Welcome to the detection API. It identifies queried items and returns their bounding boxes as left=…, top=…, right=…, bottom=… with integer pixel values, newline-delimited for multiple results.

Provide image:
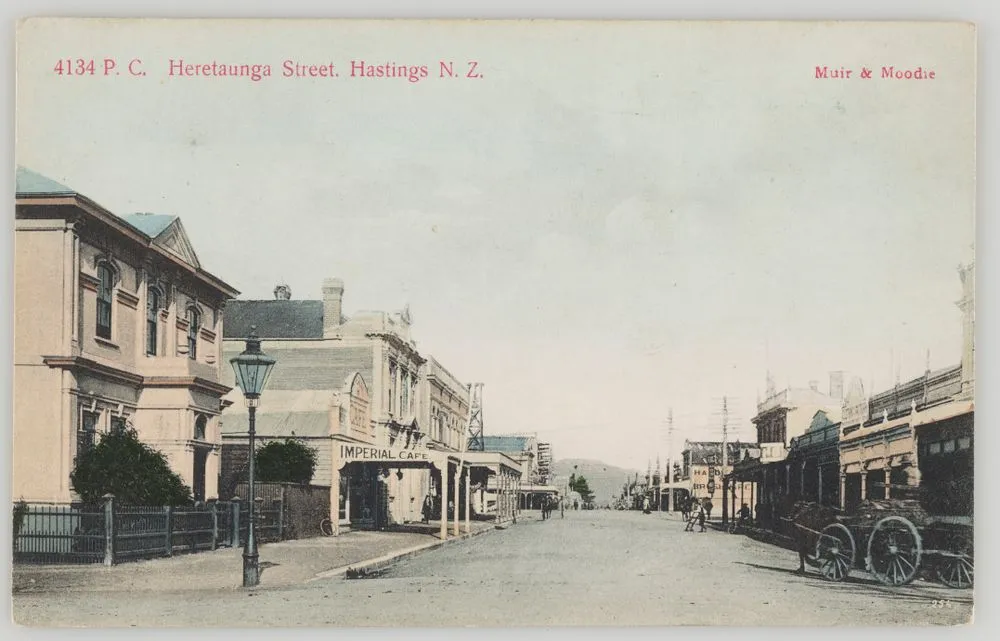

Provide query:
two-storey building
left=14, top=168, right=238, bottom=505
left=221, top=278, right=476, bottom=530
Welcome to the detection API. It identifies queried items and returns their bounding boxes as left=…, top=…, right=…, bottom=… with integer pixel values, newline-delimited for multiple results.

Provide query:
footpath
left=12, top=520, right=496, bottom=594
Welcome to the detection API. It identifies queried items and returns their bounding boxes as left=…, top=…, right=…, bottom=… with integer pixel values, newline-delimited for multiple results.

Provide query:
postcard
left=12, top=18, right=975, bottom=627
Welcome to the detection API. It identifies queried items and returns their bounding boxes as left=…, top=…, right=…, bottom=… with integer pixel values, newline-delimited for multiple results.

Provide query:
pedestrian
left=704, top=498, right=714, bottom=521
left=642, top=496, right=651, bottom=514
left=421, top=493, right=434, bottom=524
left=697, top=502, right=707, bottom=532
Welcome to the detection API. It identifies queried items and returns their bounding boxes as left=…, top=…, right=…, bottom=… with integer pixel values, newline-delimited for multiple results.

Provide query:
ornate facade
left=14, top=168, right=237, bottom=504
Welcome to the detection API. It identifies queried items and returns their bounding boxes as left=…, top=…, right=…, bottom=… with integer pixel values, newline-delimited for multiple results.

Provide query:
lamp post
left=230, top=326, right=276, bottom=588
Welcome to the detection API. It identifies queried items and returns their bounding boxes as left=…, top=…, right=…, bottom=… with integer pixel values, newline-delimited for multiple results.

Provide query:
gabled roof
left=124, top=212, right=177, bottom=237
left=15, top=166, right=75, bottom=196
left=224, top=300, right=325, bottom=339
left=124, top=214, right=201, bottom=268
left=16, top=167, right=237, bottom=297
left=482, top=435, right=533, bottom=454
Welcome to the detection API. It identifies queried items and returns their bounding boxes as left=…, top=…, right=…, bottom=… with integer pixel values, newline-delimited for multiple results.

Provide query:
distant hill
left=551, top=459, right=642, bottom=506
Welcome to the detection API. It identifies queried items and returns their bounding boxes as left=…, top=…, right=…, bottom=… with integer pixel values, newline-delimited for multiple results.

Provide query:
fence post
left=255, top=497, right=265, bottom=542
left=210, top=501, right=218, bottom=551
left=278, top=489, right=285, bottom=541
left=231, top=498, right=241, bottom=548
left=164, top=506, right=173, bottom=557
left=103, top=493, right=116, bottom=567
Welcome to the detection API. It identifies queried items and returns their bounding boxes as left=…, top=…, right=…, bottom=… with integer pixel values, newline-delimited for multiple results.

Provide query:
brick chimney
left=322, top=278, right=344, bottom=337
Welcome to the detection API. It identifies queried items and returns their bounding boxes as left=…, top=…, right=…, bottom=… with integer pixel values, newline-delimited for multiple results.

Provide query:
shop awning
left=461, top=451, right=522, bottom=477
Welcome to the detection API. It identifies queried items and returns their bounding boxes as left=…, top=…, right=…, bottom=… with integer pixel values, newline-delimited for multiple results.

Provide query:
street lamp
left=230, top=326, right=276, bottom=588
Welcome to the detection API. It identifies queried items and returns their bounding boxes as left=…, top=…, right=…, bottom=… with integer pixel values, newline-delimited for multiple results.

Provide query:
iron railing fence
left=13, top=496, right=285, bottom=566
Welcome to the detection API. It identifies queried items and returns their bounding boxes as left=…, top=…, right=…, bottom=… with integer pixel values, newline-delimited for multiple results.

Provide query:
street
left=13, top=510, right=972, bottom=627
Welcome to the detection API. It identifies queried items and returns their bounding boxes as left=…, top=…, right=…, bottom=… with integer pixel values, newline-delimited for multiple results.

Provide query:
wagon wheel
left=866, top=516, right=922, bottom=586
left=936, top=532, right=973, bottom=589
left=815, top=523, right=855, bottom=582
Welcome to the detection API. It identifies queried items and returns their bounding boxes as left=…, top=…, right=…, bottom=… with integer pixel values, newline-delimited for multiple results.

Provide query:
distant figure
left=697, top=502, right=707, bottom=532
left=681, top=498, right=691, bottom=522
left=704, top=499, right=714, bottom=521
left=738, top=503, right=751, bottom=527
left=421, top=494, right=434, bottom=524
left=642, top=496, right=651, bottom=514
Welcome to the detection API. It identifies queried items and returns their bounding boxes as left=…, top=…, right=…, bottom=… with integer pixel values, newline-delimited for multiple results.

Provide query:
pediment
left=154, top=219, right=201, bottom=268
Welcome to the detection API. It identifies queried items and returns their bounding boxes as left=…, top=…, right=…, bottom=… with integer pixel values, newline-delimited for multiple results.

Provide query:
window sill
left=94, top=336, right=120, bottom=350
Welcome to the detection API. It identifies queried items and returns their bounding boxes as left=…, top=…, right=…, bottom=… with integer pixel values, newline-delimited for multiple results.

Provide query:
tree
left=570, top=474, right=596, bottom=506
left=255, top=439, right=318, bottom=484
left=71, top=428, right=193, bottom=505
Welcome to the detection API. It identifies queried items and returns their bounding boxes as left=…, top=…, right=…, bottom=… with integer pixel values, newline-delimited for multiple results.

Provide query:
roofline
left=16, top=192, right=240, bottom=299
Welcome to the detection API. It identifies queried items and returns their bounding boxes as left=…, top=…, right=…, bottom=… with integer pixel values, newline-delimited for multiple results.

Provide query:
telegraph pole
left=666, top=408, right=674, bottom=513
left=720, top=396, right=729, bottom=525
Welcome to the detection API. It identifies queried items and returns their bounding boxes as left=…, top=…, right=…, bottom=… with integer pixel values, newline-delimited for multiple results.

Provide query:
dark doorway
left=193, top=448, right=208, bottom=503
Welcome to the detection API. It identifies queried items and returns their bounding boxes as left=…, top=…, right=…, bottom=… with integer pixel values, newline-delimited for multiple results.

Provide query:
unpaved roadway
left=13, top=510, right=973, bottom=626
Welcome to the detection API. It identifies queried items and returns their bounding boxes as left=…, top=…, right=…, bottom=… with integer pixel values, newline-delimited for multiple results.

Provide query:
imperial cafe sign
left=338, top=445, right=431, bottom=462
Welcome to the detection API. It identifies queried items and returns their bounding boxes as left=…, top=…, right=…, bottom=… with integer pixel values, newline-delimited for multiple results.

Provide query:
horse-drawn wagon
left=786, top=499, right=973, bottom=589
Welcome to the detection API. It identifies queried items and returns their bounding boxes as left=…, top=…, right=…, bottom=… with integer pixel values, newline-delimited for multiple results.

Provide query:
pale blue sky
left=16, top=20, right=975, bottom=469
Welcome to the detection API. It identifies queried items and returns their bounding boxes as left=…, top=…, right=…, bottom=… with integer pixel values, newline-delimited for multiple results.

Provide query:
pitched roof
left=124, top=212, right=178, bottom=237
left=224, top=300, right=325, bottom=339
left=482, top=435, right=533, bottom=454
left=15, top=166, right=75, bottom=196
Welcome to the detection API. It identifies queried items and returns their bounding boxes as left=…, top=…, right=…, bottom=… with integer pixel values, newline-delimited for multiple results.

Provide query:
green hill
left=551, top=459, right=642, bottom=507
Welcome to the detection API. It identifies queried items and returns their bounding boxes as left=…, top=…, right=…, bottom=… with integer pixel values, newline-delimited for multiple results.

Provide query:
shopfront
left=332, top=444, right=468, bottom=540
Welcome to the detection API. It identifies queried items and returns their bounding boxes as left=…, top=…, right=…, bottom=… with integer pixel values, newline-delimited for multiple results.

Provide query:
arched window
left=96, top=264, right=114, bottom=339
left=146, top=287, right=162, bottom=355
left=186, top=306, right=200, bottom=360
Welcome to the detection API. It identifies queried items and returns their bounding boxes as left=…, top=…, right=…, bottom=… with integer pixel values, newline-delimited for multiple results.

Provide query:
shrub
left=256, top=439, right=318, bottom=485
left=71, top=427, right=193, bottom=505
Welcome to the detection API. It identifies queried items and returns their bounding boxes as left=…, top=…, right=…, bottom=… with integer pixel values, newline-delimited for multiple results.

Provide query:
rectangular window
left=401, top=371, right=410, bottom=414
left=96, top=265, right=114, bottom=340
left=942, top=440, right=956, bottom=453
left=110, top=415, right=127, bottom=434
left=929, top=442, right=942, bottom=455
left=957, top=436, right=971, bottom=450
left=146, top=288, right=160, bottom=355
left=388, top=363, right=397, bottom=414
left=77, top=411, right=99, bottom=458
left=186, top=307, right=201, bottom=360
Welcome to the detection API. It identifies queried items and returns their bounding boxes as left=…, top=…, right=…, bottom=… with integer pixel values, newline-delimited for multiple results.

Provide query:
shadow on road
left=734, top=561, right=973, bottom=606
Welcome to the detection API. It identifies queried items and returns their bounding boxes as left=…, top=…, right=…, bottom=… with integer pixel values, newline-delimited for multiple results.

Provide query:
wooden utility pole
left=666, top=408, right=674, bottom=513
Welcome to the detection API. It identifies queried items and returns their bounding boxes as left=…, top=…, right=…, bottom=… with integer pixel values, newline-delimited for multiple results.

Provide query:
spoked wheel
left=320, top=518, right=334, bottom=536
left=936, top=531, right=973, bottom=589
left=815, top=523, right=856, bottom=582
left=937, top=553, right=973, bottom=589
left=867, top=516, right=922, bottom=586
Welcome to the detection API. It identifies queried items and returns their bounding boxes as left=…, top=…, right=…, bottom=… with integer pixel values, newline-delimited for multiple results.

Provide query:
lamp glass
left=230, top=334, right=277, bottom=398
